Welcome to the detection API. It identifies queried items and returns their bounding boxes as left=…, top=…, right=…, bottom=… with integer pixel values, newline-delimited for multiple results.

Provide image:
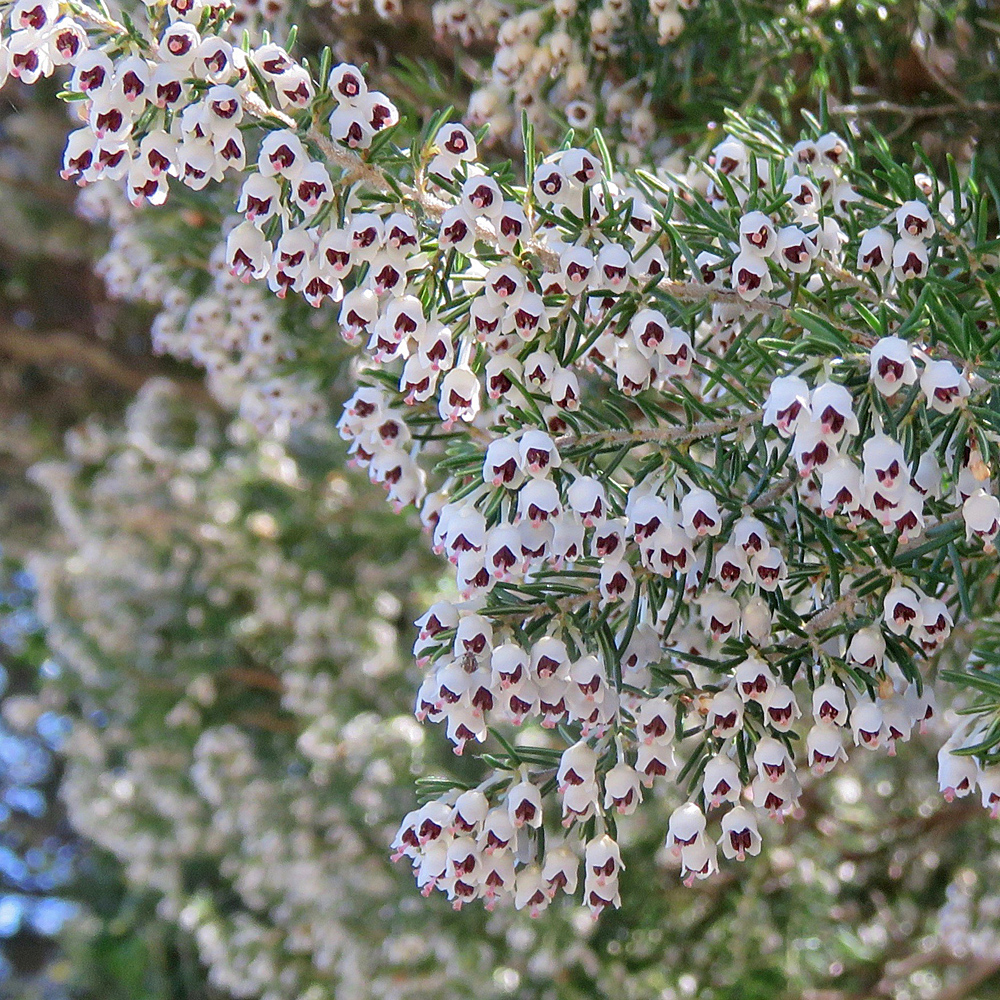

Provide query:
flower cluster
left=58, top=16, right=256, bottom=203
left=30, top=380, right=582, bottom=999
left=84, top=181, right=325, bottom=438
left=326, top=126, right=994, bottom=911
left=434, top=0, right=698, bottom=150
left=25, top=374, right=1000, bottom=999
left=9, top=0, right=1000, bottom=924
left=227, top=66, right=400, bottom=302
left=0, top=0, right=86, bottom=87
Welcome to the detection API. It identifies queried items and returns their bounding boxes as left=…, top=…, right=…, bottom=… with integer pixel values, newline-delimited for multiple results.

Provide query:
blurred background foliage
left=1, top=0, right=1000, bottom=998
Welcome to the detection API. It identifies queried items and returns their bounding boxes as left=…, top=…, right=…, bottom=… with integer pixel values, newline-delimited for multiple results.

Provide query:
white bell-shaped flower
left=752, top=546, right=787, bottom=592
left=763, top=375, right=810, bottom=436
left=978, top=768, right=1000, bottom=818
left=850, top=698, right=885, bottom=749
left=846, top=625, right=885, bottom=668
left=776, top=225, right=816, bottom=273
left=753, top=736, right=792, bottom=782
left=584, top=835, right=622, bottom=917
left=751, top=772, right=801, bottom=818
left=862, top=434, right=907, bottom=489
left=807, top=723, right=849, bottom=774
left=703, top=755, right=741, bottom=809
left=518, top=430, right=560, bottom=477
left=912, top=450, right=943, bottom=499
left=495, top=201, right=529, bottom=252
left=599, top=560, right=635, bottom=605
left=707, top=687, right=744, bottom=737
left=892, top=238, right=929, bottom=280
left=895, top=199, right=934, bottom=239
left=680, top=836, right=719, bottom=886
left=438, top=368, right=481, bottom=428
left=567, top=476, right=606, bottom=525
left=680, top=487, right=722, bottom=538
left=513, top=864, right=549, bottom=916
left=480, top=851, right=516, bottom=910
left=857, top=226, right=893, bottom=279
left=661, top=326, right=694, bottom=378
left=811, top=381, right=858, bottom=440
left=714, top=543, right=749, bottom=591
left=963, top=490, right=1000, bottom=550
left=700, top=591, right=742, bottom=642
left=812, top=681, right=849, bottom=724
left=731, top=251, right=773, bottom=300
left=479, top=807, right=515, bottom=854
left=451, top=790, right=489, bottom=834
left=507, top=776, right=543, bottom=829
left=490, top=644, right=528, bottom=690
left=719, top=805, right=762, bottom=860
left=531, top=636, right=570, bottom=680
left=741, top=594, right=773, bottom=643
left=633, top=695, right=675, bottom=744
left=667, top=802, right=707, bottom=852
left=739, top=211, right=777, bottom=256
left=604, top=762, right=643, bottom=815
left=921, top=360, right=969, bottom=414
left=765, top=685, right=802, bottom=732
left=559, top=244, right=595, bottom=294
left=869, top=336, right=917, bottom=397
left=883, top=584, right=924, bottom=635
left=735, top=654, right=776, bottom=703
left=557, top=740, right=598, bottom=794
left=880, top=696, right=914, bottom=754
left=937, top=738, right=979, bottom=802
left=636, top=739, right=676, bottom=784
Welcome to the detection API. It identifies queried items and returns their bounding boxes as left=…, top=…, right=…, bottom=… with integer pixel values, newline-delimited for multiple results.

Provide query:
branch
left=224, top=665, right=284, bottom=692
left=934, top=957, right=1000, bottom=1000
left=557, top=412, right=760, bottom=449
left=818, top=258, right=880, bottom=303
left=0, top=323, right=215, bottom=407
left=800, top=590, right=861, bottom=639
left=910, top=31, right=968, bottom=107
left=830, top=100, right=1000, bottom=119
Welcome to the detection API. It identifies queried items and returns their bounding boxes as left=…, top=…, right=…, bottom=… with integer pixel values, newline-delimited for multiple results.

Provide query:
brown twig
left=224, top=665, right=285, bottom=692
left=830, top=100, right=1000, bottom=119
left=557, top=412, right=760, bottom=449
left=0, top=323, right=215, bottom=407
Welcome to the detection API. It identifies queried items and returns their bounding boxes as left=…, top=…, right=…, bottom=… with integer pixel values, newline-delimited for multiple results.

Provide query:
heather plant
left=21, top=380, right=1000, bottom=1000
left=4, top=0, right=1000, bottom=987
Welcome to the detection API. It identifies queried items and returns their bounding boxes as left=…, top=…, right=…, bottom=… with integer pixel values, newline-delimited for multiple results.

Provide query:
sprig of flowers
left=7, top=0, right=1000, bottom=920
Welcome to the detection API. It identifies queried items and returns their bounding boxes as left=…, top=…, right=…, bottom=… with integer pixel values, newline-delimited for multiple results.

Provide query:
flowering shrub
left=5, top=0, right=1000, bottom=933
left=19, top=380, right=1000, bottom=1000
left=27, top=380, right=528, bottom=999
